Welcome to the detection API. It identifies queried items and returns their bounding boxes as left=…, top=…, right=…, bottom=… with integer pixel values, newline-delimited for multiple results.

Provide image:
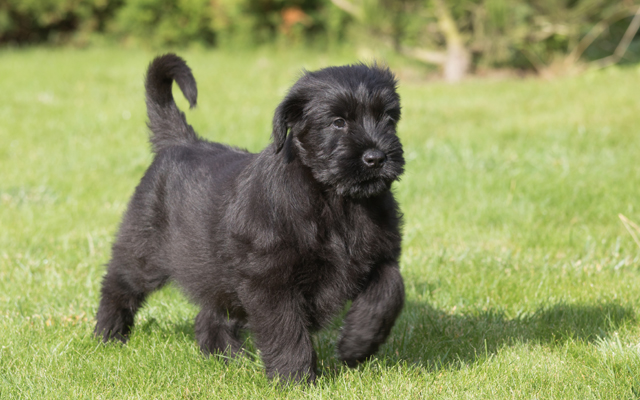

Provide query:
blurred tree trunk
left=331, top=0, right=471, bottom=82
left=399, top=0, right=470, bottom=82
left=433, top=0, right=471, bottom=82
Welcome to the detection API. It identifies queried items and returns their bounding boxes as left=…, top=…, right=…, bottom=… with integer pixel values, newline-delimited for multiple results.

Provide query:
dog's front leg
left=244, top=290, right=317, bottom=383
left=338, top=262, right=404, bottom=367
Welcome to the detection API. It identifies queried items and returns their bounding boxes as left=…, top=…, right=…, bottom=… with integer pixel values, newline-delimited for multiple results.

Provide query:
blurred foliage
left=0, top=0, right=122, bottom=44
left=113, top=0, right=216, bottom=47
left=1, top=0, right=639, bottom=71
left=211, top=0, right=349, bottom=46
left=470, top=0, right=640, bottom=68
left=351, top=0, right=640, bottom=69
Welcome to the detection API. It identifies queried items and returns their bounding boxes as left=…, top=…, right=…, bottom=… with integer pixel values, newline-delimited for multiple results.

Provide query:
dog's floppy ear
left=272, top=89, right=305, bottom=156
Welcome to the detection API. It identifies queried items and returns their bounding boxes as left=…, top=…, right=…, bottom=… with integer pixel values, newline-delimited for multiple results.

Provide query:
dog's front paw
left=94, top=298, right=136, bottom=344
left=93, top=320, right=130, bottom=343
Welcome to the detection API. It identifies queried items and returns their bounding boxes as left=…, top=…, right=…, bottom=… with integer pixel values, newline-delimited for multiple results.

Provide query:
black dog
left=95, top=54, right=405, bottom=383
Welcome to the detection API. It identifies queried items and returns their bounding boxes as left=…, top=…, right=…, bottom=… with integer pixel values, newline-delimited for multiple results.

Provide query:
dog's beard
left=337, top=177, right=392, bottom=198
left=333, top=163, right=403, bottom=198
left=319, top=140, right=405, bottom=199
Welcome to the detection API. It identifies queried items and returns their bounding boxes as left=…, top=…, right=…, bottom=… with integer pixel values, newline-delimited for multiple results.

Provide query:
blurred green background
left=2, top=0, right=640, bottom=80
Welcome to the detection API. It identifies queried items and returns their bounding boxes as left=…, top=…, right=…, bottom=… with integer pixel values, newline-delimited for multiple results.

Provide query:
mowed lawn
left=1, top=47, right=640, bottom=399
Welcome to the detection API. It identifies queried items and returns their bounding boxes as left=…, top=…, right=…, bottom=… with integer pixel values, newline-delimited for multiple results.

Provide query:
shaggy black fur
left=95, top=53, right=406, bottom=383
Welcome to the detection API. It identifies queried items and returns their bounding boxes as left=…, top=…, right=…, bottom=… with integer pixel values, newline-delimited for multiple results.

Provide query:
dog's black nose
left=362, top=149, right=387, bottom=168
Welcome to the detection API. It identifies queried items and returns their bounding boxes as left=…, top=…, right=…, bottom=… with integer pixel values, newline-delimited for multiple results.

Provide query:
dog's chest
left=226, top=185, right=400, bottom=327
left=292, top=200, right=400, bottom=328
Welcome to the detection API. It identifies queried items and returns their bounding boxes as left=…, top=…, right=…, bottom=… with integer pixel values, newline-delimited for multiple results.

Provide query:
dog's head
left=272, top=63, right=404, bottom=198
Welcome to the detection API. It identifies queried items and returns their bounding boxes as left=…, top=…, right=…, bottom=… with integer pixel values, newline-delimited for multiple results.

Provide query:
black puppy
left=95, top=54, right=405, bottom=383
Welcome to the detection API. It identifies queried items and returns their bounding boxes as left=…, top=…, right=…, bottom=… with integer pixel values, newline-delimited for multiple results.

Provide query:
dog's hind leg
left=337, top=263, right=404, bottom=367
left=94, top=246, right=169, bottom=343
left=195, top=308, right=243, bottom=358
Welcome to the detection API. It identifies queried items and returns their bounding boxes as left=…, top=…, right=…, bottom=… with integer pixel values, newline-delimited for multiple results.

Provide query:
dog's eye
left=332, top=118, right=346, bottom=129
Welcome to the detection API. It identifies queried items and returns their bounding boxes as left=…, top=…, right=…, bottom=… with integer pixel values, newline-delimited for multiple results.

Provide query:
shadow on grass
left=380, top=300, right=635, bottom=370
left=135, top=317, right=195, bottom=340
left=132, top=297, right=634, bottom=378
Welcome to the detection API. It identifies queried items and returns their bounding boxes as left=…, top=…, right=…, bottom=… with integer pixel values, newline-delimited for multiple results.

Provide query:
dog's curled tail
left=145, top=53, right=198, bottom=153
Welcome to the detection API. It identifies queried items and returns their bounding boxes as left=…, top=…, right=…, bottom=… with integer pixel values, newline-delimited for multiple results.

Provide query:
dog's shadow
left=135, top=316, right=196, bottom=339
left=133, top=289, right=634, bottom=379
left=311, top=298, right=634, bottom=379
left=372, top=299, right=633, bottom=371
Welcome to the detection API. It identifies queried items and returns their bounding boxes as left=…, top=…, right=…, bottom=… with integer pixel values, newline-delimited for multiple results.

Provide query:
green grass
left=1, top=46, right=640, bottom=399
